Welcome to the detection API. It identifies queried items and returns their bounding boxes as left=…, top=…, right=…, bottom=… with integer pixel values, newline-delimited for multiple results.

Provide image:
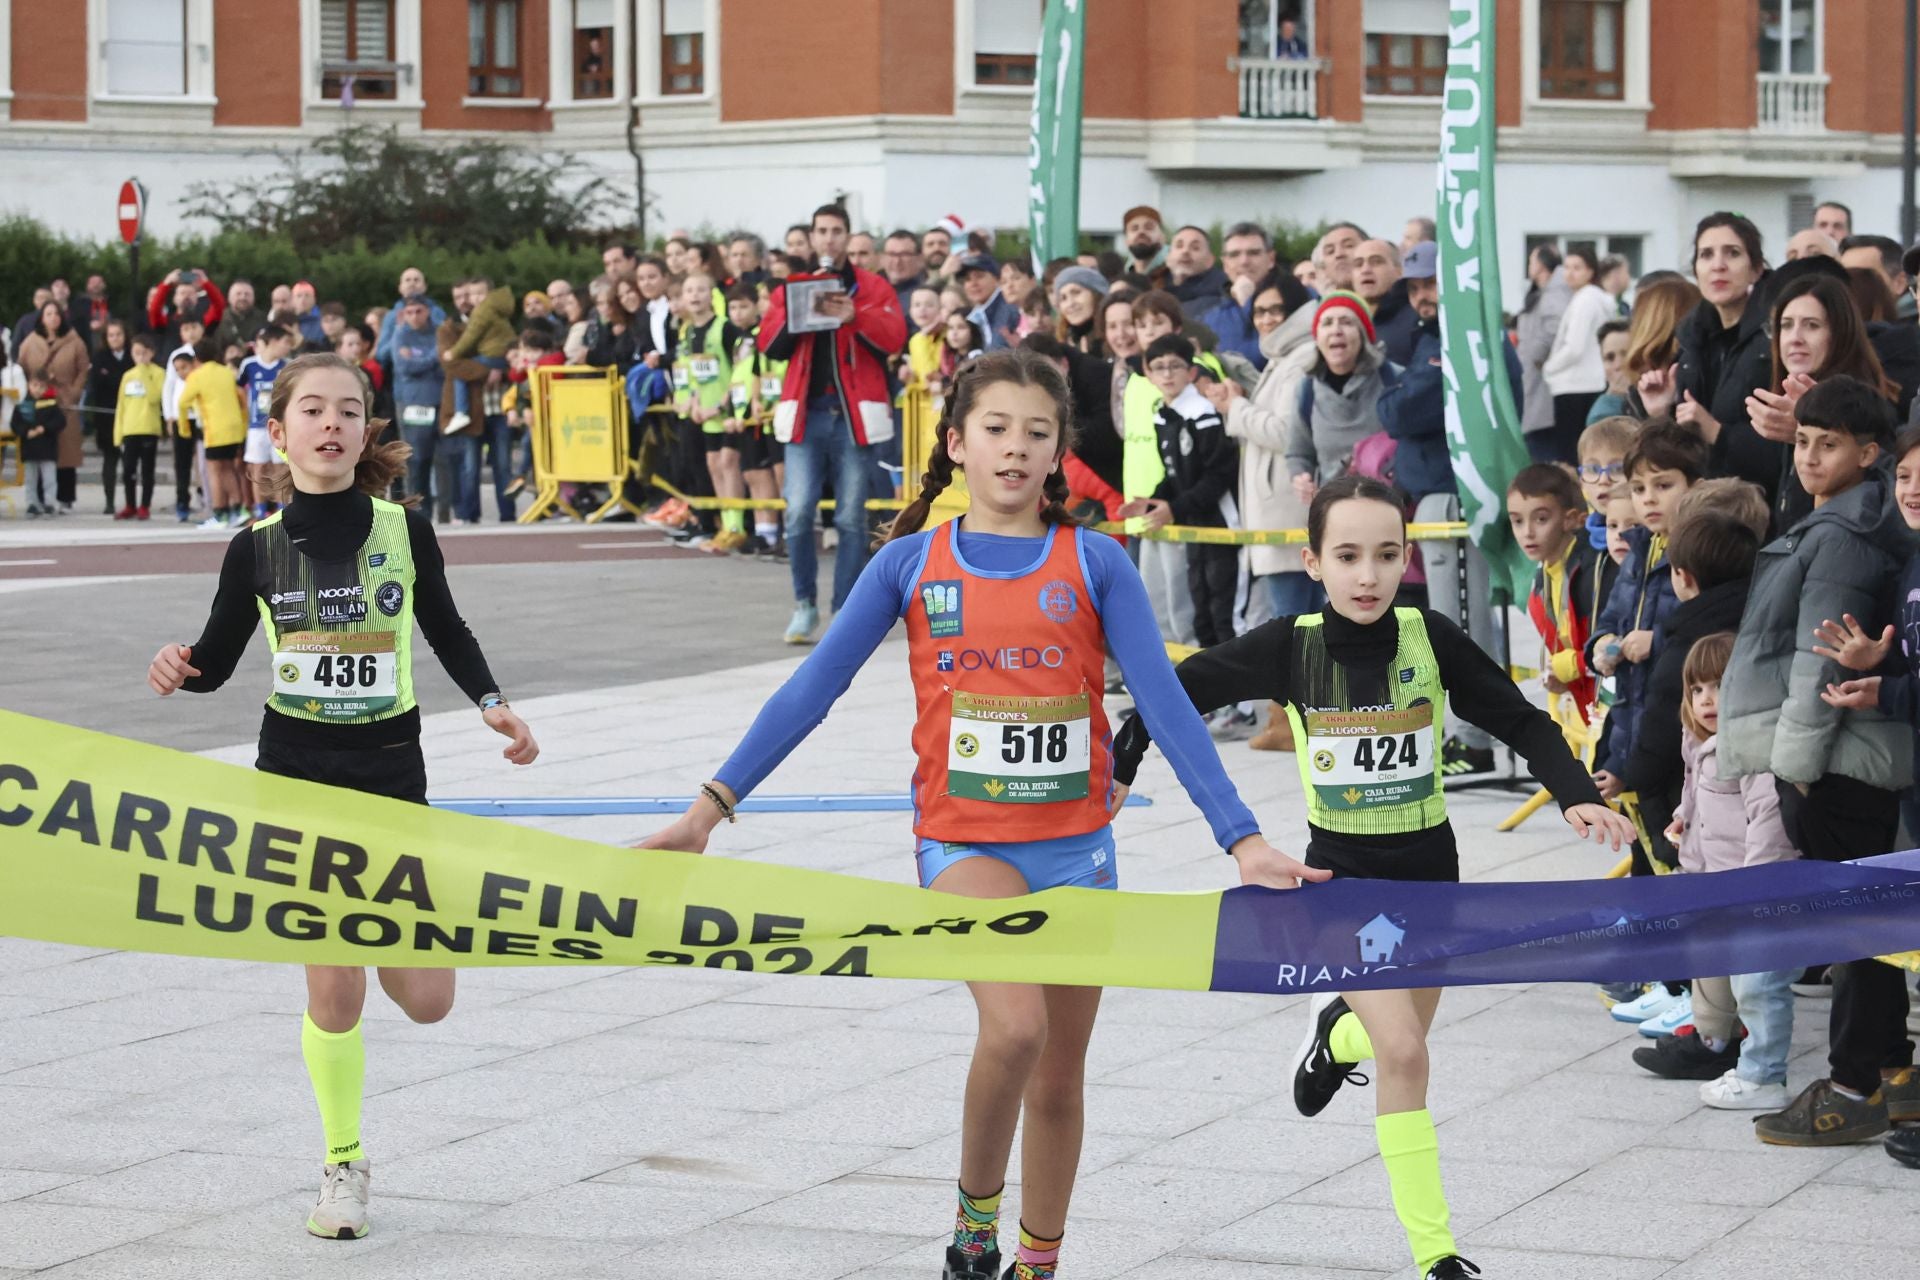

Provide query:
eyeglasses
left=1145, top=360, right=1192, bottom=376
left=1252, top=304, right=1288, bottom=320
left=1577, top=461, right=1626, bottom=482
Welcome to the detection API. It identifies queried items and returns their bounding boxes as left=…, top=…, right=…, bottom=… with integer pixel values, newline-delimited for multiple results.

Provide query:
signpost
left=117, top=179, right=147, bottom=328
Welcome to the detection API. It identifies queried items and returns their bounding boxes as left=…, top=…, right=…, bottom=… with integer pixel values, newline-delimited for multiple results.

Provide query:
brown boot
left=1249, top=702, right=1293, bottom=752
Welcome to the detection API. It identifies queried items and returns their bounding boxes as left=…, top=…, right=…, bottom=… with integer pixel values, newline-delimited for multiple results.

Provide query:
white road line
left=574, top=541, right=666, bottom=550
left=0, top=558, right=57, bottom=567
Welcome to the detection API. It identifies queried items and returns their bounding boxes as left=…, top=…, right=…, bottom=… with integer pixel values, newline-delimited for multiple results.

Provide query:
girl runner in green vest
left=1111, top=473, right=1633, bottom=1280
left=145, top=352, right=539, bottom=1243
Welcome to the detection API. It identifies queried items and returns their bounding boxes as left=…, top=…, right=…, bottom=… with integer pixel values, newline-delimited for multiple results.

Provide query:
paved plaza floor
left=1, top=519, right=1916, bottom=1277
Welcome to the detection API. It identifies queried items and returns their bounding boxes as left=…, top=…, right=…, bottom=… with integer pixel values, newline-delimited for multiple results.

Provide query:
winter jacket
left=1620, top=576, right=1751, bottom=859
left=112, top=362, right=164, bottom=443
left=1225, top=307, right=1317, bottom=576
left=1543, top=282, right=1613, bottom=396
left=214, top=304, right=267, bottom=353
left=85, top=344, right=132, bottom=434
left=760, top=263, right=906, bottom=447
left=967, top=290, right=1020, bottom=351
left=1515, top=269, right=1569, bottom=435
left=1527, top=535, right=1605, bottom=723
left=12, top=392, right=62, bottom=462
left=1676, top=733, right=1797, bottom=874
left=1672, top=296, right=1781, bottom=503
left=1171, top=263, right=1230, bottom=322
left=374, top=296, right=449, bottom=364
left=1588, top=523, right=1679, bottom=776
left=1369, top=282, right=1420, bottom=369
left=1873, top=550, right=1920, bottom=775
left=17, top=327, right=89, bottom=470
left=447, top=286, right=516, bottom=361
left=1151, top=385, right=1239, bottom=529
left=1867, top=320, right=1920, bottom=421
left=1061, top=347, right=1122, bottom=492
left=1198, top=294, right=1265, bottom=369
left=290, top=308, right=326, bottom=348
left=389, top=322, right=445, bottom=412
left=1378, top=315, right=1525, bottom=500
left=1284, top=339, right=1402, bottom=485
left=146, top=278, right=226, bottom=339
left=1721, top=468, right=1915, bottom=789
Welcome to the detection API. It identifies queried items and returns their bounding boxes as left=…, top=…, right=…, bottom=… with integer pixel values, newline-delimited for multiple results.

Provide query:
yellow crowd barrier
left=519, top=366, right=646, bottom=525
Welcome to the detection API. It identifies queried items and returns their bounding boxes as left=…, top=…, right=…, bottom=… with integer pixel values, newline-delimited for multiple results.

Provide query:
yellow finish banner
left=0, top=711, right=1217, bottom=987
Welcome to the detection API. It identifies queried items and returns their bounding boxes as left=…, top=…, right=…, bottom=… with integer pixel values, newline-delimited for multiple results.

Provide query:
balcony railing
left=1235, top=56, right=1325, bottom=120
left=1758, top=72, right=1827, bottom=134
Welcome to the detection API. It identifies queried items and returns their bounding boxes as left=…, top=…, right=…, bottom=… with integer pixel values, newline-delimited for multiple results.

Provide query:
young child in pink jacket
left=1634, top=631, right=1801, bottom=1107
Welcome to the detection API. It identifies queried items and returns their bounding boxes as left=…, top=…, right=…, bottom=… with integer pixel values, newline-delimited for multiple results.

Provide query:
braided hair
left=883, top=348, right=1080, bottom=545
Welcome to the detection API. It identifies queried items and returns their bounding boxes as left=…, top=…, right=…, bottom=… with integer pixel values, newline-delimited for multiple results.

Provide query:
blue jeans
left=1259, top=572, right=1324, bottom=619
left=400, top=419, right=439, bottom=503
left=443, top=432, right=481, bottom=522
left=1731, top=968, right=1796, bottom=1085
left=784, top=397, right=875, bottom=610
left=484, top=413, right=517, bottom=521
left=453, top=356, right=509, bottom=416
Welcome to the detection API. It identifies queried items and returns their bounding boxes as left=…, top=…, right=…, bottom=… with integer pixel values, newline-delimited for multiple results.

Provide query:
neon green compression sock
left=1330, top=1011, right=1374, bottom=1064
left=302, top=1014, right=366, bottom=1165
left=1376, top=1108, right=1457, bottom=1272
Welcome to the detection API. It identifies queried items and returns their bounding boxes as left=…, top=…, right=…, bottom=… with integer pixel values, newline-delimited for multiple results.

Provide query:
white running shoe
left=1610, top=984, right=1684, bottom=1024
left=1637, top=990, right=1694, bottom=1038
left=1700, top=1068, right=1790, bottom=1111
left=196, top=515, right=229, bottom=531
left=306, top=1159, right=371, bottom=1240
left=441, top=411, right=471, bottom=436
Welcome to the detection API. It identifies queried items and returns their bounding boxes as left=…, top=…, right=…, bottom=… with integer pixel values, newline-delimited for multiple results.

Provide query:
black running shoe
left=1631, top=1027, right=1742, bottom=1081
left=1887, top=1126, right=1920, bottom=1169
left=1440, top=737, right=1494, bottom=777
left=1427, top=1257, right=1481, bottom=1279
left=944, top=1245, right=1000, bottom=1279
left=1292, top=992, right=1369, bottom=1117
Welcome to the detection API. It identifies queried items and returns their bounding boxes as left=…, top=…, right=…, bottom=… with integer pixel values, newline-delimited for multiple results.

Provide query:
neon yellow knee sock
left=1330, top=1011, right=1374, bottom=1064
left=722, top=507, right=745, bottom=534
left=302, top=1014, right=365, bottom=1165
left=1376, top=1108, right=1456, bottom=1272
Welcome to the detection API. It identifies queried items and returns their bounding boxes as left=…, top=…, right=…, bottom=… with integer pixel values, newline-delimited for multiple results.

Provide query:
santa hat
left=937, top=213, right=966, bottom=238
left=1312, top=289, right=1376, bottom=343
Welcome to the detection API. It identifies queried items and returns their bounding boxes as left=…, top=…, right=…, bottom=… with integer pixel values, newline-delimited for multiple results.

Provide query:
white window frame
left=1759, top=0, right=1824, bottom=76
left=548, top=0, right=629, bottom=109
left=636, top=0, right=718, bottom=104
left=955, top=0, right=1040, bottom=97
left=1522, top=0, right=1650, bottom=111
left=0, top=0, right=13, bottom=118
left=1242, top=0, right=1314, bottom=58
left=90, top=0, right=216, bottom=105
left=300, top=0, right=422, bottom=113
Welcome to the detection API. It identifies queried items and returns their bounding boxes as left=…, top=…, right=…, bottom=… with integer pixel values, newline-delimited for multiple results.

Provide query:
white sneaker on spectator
left=441, top=412, right=471, bottom=437
left=196, top=515, right=229, bottom=531
left=1700, top=1069, right=1789, bottom=1111
left=1610, top=984, right=1684, bottom=1024
left=1638, top=990, right=1694, bottom=1038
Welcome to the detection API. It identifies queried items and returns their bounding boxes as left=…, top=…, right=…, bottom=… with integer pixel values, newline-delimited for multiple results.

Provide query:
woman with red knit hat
left=1282, top=289, right=1403, bottom=512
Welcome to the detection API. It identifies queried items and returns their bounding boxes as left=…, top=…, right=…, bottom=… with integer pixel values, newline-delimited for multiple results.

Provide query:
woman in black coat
left=1639, top=213, right=1781, bottom=503
left=83, top=318, right=132, bottom=514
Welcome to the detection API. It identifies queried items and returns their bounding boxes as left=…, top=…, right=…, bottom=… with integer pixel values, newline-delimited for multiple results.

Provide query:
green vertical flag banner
left=1436, top=0, right=1533, bottom=605
left=1027, top=0, right=1086, bottom=269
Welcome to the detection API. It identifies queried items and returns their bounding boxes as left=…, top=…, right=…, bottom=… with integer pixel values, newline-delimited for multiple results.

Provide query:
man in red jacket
left=761, top=203, right=907, bottom=644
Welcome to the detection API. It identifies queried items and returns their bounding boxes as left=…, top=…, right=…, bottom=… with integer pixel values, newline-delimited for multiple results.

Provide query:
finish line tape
left=2, top=710, right=1916, bottom=989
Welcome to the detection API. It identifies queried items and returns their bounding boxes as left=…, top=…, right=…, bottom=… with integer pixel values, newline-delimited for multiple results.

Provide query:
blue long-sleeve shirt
left=375, top=296, right=449, bottom=363
left=713, top=524, right=1262, bottom=852
left=389, top=325, right=445, bottom=409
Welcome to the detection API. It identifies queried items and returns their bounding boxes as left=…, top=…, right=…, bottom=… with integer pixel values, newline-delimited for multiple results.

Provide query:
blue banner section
left=432, top=794, right=1154, bottom=817
left=1209, top=851, right=1920, bottom=995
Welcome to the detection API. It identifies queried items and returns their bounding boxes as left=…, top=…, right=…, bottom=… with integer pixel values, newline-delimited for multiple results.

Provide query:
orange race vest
left=907, top=519, right=1113, bottom=843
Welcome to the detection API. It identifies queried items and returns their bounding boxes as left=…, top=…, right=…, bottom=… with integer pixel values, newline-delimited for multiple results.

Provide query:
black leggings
left=173, top=434, right=196, bottom=510
left=120, top=436, right=157, bottom=509
left=98, top=425, right=120, bottom=510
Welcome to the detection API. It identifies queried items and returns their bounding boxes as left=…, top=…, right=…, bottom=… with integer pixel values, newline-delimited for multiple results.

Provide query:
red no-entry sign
left=117, top=179, right=146, bottom=245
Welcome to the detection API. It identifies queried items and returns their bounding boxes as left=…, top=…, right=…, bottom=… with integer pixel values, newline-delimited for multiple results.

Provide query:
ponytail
left=880, top=349, right=1080, bottom=546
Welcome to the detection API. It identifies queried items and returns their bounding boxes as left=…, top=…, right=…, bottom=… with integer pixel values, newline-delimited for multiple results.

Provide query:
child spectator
left=164, top=317, right=208, bottom=521
left=1674, top=476, right=1770, bottom=541
left=239, top=323, right=293, bottom=520
left=14, top=368, right=62, bottom=516
left=1130, top=334, right=1241, bottom=654
left=719, top=286, right=781, bottom=553
left=1506, top=463, right=1601, bottom=721
left=1633, top=631, right=1798, bottom=1098
left=318, top=301, right=348, bottom=349
left=1604, top=492, right=1637, bottom=567
left=1589, top=419, right=1707, bottom=834
left=1718, top=375, right=1917, bottom=1147
left=175, top=339, right=251, bottom=530
left=1619, top=509, right=1761, bottom=881
left=1586, top=320, right=1634, bottom=422
left=112, top=334, right=165, bottom=520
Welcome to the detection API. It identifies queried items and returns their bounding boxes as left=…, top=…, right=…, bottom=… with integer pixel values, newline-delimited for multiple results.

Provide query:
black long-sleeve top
left=182, top=487, right=499, bottom=750
left=1113, top=608, right=1604, bottom=877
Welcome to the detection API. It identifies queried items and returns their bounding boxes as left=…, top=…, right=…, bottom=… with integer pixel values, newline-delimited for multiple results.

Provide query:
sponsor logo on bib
left=375, top=581, right=405, bottom=617
left=921, top=580, right=963, bottom=638
left=368, top=553, right=388, bottom=568
left=1037, top=579, right=1077, bottom=623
